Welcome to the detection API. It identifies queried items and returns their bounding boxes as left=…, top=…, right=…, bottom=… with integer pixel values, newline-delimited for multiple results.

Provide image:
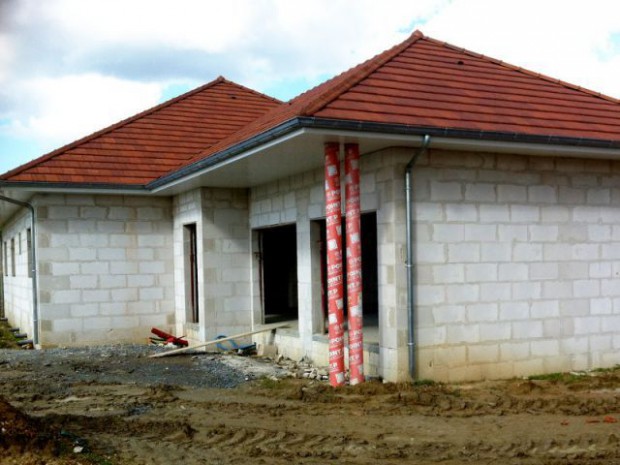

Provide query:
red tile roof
left=4, top=31, right=620, bottom=188
left=1, top=77, right=281, bottom=185
left=187, top=31, right=620, bottom=170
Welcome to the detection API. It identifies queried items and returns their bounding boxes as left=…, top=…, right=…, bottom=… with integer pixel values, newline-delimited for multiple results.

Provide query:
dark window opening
left=260, top=224, right=298, bottom=323
left=183, top=223, right=199, bottom=323
left=10, top=238, right=15, bottom=277
left=26, top=228, right=32, bottom=278
left=316, top=212, right=379, bottom=331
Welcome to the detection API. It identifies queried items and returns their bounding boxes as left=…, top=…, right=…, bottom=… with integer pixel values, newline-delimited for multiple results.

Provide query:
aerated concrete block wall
left=1, top=209, right=34, bottom=338
left=172, top=187, right=252, bottom=343
left=35, top=194, right=175, bottom=346
left=414, top=150, right=620, bottom=382
left=249, top=149, right=408, bottom=381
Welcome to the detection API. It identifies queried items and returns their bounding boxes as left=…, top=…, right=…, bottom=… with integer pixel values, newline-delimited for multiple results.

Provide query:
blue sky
left=1, top=0, right=620, bottom=175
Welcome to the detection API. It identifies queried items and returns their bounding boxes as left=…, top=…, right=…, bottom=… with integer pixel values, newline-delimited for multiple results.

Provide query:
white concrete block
left=500, top=341, right=530, bottom=361
left=571, top=244, right=600, bottom=261
left=498, top=225, right=527, bottom=242
left=445, top=203, right=477, bottom=222
left=433, top=264, right=464, bottom=284
left=512, top=282, right=542, bottom=300
left=573, top=279, right=600, bottom=298
left=481, top=243, right=511, bottom=262
left=590, top=262, right=611, bottom=279
left=542, top=281, right=572, bottom=299
left=530, top=300, right=559, bottom=318
left=541, top=206, right=570, bottom=223
left=464, top=224, right=496, bottom=241
left=479, top=205, right=509, bottom=223
left=430, top=181, right=462, bottom=201
left=529, top=263, right=558, bottom=280
left=498, top=263, right=528, bottom=281
left=139, top=288, right=164, bottom=301
left=500, top=301, right=529, bottom=320
left=468, top=344, right=499, bottom=363
left=448, top=243, right=480, bottom=263
left=415, top=202, right=444, bottom=222
left=432, top=224, right=464, bottom=242
left=70, top=275, right=98, bottom=289
left=432, top=305, right=465, bottom=324
left=479, top=322, right=511, bottom=341
left=83, top=290, right=110, bottom=303
left=416, top=285, right=445, bottom=305
left=467, top=303, right=498, bottom=322
left=510, top=205, right=540, bottom=223
left=513, top=243, right=542, bottom=262
left=587, top=188, right=611, bottom=205
left=531, top=340, right=560, bottom=357
left=465, top=264, right=498, bottom=282
left=464, top=184, right=496, bottom=202
left=591, top=298, right=612, bottom=315
left=446, top=284, right=479, bottom=303
left=589, top=225, right=612, bottom=242
left=512, top=320, right=543, bottom=339
left=415, top=243, right=445, bottom=263
left=602, top=244, right=620, bottom=259
left=601, top=279, right=620, bottom=297
left=497, top=185, right=527, bottom=203
left=51, top=290, right=82, bottom=304
left=528, top=225, right=558, bottom=242
left=480, top=282, right=511, bottom=301
left=574, top=316, right=601, bottom=335
left=528, top=185, right=557, bottom=203
left=447, top=324, right=480, bottom=343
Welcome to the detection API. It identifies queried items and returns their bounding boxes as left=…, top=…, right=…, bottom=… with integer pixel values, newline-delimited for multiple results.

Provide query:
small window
left=26, top=228, right=32, bottom=278
left=3, top=241, right=7, bottom=277
left=10, top=238, right=15, bottom=277
left=183, top=224, right=199, bottom=323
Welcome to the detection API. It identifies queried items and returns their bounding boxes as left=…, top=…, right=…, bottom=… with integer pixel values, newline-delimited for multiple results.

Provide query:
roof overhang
left=3, top=117, right=620, bottom=202
left=150, top=117, right=620, bottom=195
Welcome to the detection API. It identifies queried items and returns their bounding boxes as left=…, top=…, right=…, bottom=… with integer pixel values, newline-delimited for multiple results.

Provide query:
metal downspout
left=405, top=135, right=431, bottom=380
left=0, top=195, right=39, bottom=346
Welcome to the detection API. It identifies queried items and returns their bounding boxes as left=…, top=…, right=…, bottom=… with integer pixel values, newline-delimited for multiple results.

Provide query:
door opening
left=260, top=224, right=298, bottom=323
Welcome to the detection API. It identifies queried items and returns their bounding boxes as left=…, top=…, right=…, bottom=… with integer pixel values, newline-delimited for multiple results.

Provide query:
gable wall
left=35, top=194, right=175, bottom=346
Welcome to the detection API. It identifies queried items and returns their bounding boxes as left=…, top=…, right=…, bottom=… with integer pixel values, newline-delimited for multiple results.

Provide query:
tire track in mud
left=93, top=418, right=620, bottom=464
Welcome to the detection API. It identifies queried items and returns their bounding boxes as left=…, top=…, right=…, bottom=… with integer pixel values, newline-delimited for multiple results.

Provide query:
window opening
left=315, top=212, right=379, bottom=332
left=10, top=238, right=15, bottom=277
left=26, top=228, right=32, bottom=278
left=183, top=224, right=199, bottom=323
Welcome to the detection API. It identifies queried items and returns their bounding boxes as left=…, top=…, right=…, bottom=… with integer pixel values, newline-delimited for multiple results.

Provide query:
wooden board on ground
left=149, top=322, right=290, bottom=358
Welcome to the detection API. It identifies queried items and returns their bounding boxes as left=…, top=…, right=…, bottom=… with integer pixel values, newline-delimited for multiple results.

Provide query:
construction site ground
left=2, top=340, right=620, bottom=464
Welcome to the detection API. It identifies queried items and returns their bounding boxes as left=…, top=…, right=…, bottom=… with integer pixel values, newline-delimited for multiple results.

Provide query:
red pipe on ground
left=345, top=143, right=364, bottom=385
left=324, top=142, right=346, bottom=387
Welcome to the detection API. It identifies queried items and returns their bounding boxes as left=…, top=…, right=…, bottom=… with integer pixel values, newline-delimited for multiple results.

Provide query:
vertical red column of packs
left=345, top=143, right=364, bottom=385
left=324, top=142, right=346, bottom=387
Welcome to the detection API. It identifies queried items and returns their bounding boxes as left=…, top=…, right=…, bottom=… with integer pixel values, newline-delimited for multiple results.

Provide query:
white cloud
left=5, top=74, right=162, bottom=147
left=2, top=0, right=620, bottom=174
left=424, top=0, right=620, bottom=98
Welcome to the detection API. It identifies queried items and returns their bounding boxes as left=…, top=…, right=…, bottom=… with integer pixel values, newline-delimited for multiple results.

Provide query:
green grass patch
left=527, top=372, right=583, bottom=383
left=0, top=320, right=20, bottom=349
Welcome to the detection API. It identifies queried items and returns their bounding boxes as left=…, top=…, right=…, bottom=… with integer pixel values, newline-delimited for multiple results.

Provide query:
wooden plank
left=149, top=322, right=290, bottom=358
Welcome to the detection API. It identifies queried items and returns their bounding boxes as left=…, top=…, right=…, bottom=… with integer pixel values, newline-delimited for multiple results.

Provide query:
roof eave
left=0, top=181, right=150, bottom=195
left=149, top=117, right=620, bottom=191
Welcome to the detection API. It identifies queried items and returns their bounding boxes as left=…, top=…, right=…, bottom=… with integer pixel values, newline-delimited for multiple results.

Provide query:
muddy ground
left=2, top=343, right=620, bottom=465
